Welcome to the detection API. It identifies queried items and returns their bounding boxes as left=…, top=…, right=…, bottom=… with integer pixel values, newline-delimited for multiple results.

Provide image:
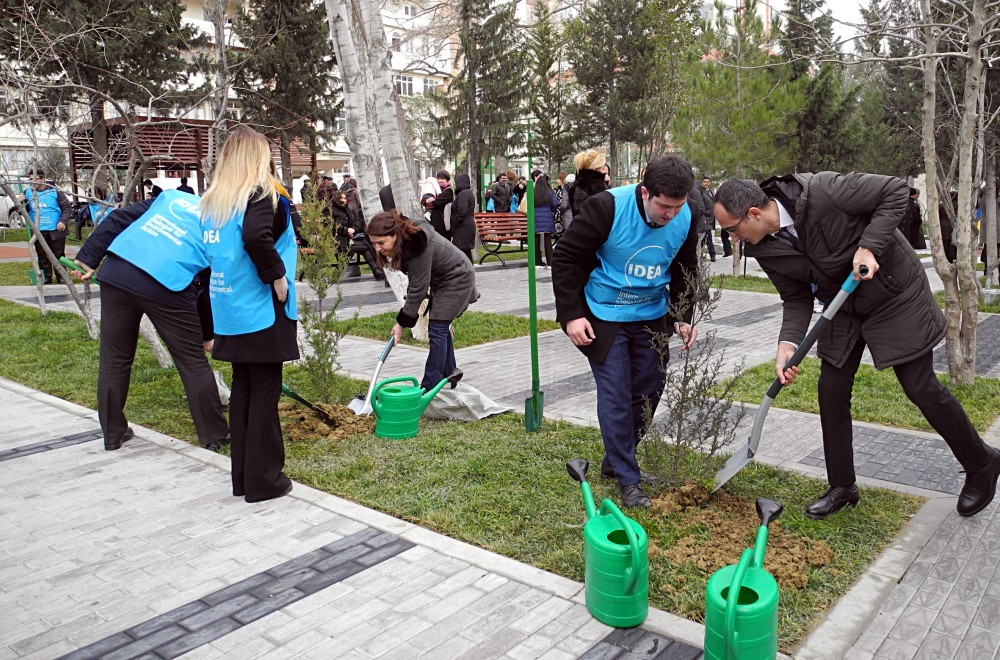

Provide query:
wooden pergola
left=68, top=116, right=315, bottom=198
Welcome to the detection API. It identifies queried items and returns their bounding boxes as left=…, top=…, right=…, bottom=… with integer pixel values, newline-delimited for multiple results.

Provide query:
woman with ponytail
left=200, top=125, right=298, bottom=503
left=367, top=210, right=479, bottom=390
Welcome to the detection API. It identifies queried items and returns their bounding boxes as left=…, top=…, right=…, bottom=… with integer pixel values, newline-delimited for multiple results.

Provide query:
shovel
left=348, top=336, right=395, bottom=415
left=712, top=266, right=868, bottom=492
left=281, top=383, right=337, bottom=425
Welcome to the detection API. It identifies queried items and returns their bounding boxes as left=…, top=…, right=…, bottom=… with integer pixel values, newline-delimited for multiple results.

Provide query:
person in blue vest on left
left=73, top=192, right=230, bottom=453
left=200, top=125, right=299, bottom=504
left=551, top=155, right=700, bottom=509
left=21, top=168, right=72, bottom=284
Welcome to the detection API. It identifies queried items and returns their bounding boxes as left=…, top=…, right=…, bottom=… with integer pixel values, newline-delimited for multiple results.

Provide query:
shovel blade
left=347, top=396, right=365, bottom=414
left=711, top=445, right=755, bottom=493
left=524, top=390, right=544, bottom=432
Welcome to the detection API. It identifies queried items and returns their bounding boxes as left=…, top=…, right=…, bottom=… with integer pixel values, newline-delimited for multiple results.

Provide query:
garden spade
left=524, top=176, right=544, bottom=431
left=348, top=336, right=395, bottom=415
left=281, top=384, right=337, bottom=425
left=712, top=267, right=868, bottom=492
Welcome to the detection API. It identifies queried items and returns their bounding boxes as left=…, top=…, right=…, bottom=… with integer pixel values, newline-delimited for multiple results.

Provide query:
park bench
left=474, top=212, right=528, bottom=266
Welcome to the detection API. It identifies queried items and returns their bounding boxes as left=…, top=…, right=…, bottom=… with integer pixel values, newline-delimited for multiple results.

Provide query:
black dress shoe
left=446, top=368, right=463, bottom=389
left=204, top=434, right=231, bottom=452
left=246, top=482, right=292, bottom=504
left=600, top=457, right=663, bottom=485
left=105, top=427, right=134, bottom=451
left=957, top=447, right=1000, bottom=517
left=620, top=483, right=651, bottom=508
left=805, top=485, right=859, bottom=520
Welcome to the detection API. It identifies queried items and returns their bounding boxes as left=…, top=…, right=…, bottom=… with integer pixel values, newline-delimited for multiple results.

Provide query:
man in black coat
left=698, top=177, right=729, bottom=258
left=714, top=173, right=1000, bottom=519
left=449, top=173, right=477, bottom=262
left=488, top=173, right=512, bottom=213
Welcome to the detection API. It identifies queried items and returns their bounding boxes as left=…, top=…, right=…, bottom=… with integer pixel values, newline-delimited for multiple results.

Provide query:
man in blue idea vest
left=552, top=155, right=701, bottom=508
left=22, top=168, right=72, bottom=284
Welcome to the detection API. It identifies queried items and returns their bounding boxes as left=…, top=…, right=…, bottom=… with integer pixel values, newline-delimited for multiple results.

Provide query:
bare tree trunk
left=140, top=318, right=174, bottom=368
left=205, top=0, right=230, bottom=179
left=324, top=0, right=383, bottom=221
left=985, top=149, right=998, bottom=287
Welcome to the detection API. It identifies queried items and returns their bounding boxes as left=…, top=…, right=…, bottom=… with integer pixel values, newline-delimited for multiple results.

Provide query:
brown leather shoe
left=957, top=447, right=1000, bottom=517
left=805, top=485, right=859, bottom=520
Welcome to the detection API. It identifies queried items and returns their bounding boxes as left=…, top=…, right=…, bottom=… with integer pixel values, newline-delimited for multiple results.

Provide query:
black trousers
left=98, top=283, right=229, bottom=449
left=35, top=230, right=66, bottom=283
left=228, top=361, right=291, bottom=501
left=818, top=338, right=991, bottom=487
left=702, top=230, right=716, bottom=258
left=535, top=232, right=553, bottom=266
left=720, top=230, right=732, bottom=257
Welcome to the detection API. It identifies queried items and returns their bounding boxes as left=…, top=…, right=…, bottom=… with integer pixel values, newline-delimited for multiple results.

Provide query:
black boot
left=805, top=485, right=859, bottom=520
left=957, top=447, right=1000, bottom=516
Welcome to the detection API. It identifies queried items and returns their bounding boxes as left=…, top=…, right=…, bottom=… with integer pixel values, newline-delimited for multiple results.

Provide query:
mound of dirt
left=649, top=485, right=834, bottom=591
left=280, top=401, right=375, bottom=441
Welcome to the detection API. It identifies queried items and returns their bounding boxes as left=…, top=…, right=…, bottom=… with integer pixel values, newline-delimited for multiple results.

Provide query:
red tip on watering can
left=704, top=498, right=783, bottom=660
left=567, top=459, right=649, bottom=628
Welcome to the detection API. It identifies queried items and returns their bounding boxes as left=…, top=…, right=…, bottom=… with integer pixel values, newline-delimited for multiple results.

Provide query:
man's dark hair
left=28, top=168, right=44, bottom=178
left=701, top=176, right=711, bottom=182
left=436, top=169, right=450, bottom=181
left=909, top=187, right=919, bottom=196
left=180, top=176, right=188, bottom=185
left=142, top=179, right=153, bottom=187
left=641, top=155, right=694, bottom=199
left=715, top=179, right=770, bottom=219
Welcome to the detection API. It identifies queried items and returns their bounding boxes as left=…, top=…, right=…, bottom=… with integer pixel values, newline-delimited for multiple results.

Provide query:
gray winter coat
left=395, top=220, right=479, bottom=327
left=746, top=171, right=945, bottom=370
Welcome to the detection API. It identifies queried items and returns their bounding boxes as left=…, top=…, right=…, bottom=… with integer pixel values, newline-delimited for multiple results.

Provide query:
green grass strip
left=723, top=356, right=1000, bottom=433
left=331, top=310, right=560, bottom=349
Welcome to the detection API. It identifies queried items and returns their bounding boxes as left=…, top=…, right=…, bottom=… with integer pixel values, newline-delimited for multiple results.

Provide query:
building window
left=404, top=4, right=416, bottom=16
left=394, top=75, right=414, bottom=97
left=391, top=32, right=401, bottom=52
left=334, top=112, right=346, bottom=134
left=423, top=78, right=441, bottom=95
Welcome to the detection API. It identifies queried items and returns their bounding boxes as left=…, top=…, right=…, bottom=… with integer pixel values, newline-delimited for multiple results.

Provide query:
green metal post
left=524, top=119, right=543, bottom=431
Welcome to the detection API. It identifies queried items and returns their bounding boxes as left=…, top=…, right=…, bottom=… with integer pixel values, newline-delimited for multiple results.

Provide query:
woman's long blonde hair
left=200, top=125, right=280, bottom=228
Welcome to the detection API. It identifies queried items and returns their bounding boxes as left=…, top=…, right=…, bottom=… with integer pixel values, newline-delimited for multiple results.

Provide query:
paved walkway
left=2, top=246, right=1000, bottom=659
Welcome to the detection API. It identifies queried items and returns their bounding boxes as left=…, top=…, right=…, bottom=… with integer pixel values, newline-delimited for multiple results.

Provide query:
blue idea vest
left=202, top=194, right=298, bottom=336
left=88, top=196, right=115, bottom=225
left=25, top=188, right=61, bottom=231
left=584, top=184, right=692, bottom=322
left=107, top=190, right=209, bottom=291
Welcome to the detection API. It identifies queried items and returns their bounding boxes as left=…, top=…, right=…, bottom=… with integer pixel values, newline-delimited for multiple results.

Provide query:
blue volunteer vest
left=107, top=190, right=209, bottom=291
left=584, top=184, right=692, bottom=322
left=25, top=188, right=61, bottom=231
left=202, top=195, right=298, bottom=336
left=89, top=196, right=115, bottom=225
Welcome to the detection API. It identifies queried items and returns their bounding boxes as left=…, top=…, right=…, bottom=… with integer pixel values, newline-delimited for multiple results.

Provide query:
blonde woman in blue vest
left=200, top=126, right=298, bottom=503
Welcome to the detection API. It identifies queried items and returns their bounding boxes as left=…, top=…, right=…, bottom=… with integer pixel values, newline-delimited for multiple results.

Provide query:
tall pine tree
left=671, top=0, right=803, bottom=179
left=235, top=0, right=339, bottom=187
left=526, top=0, right=576, bottom=172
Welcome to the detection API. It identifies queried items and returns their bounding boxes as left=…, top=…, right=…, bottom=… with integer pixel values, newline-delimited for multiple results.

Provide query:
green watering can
left=704, top=498, right=783, bottom=660
left=371, top=376, right=449, bottom=439
left=567, top=459, right=648, bottom=628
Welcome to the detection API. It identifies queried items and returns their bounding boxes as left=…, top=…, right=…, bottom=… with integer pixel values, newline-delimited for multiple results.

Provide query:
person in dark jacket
left=379, top=183, right=395, bottom=212
left=530, top=170, right=559, bottom=268
left=939, top=190, right=958, bottom=263
left=687, top=181, right=711, bottom=261
left=715, top=173, right=1000, bottom=519
left=450, top=173, right=477, bottom=262
left=487, top=173, right=512, bottom=213
left=200, top=126, right=299, bottom=504
left=368, top=210, right=479, bottom=390
left=22, top=169, right=72, bottom=284
left=425, top=169, right=455, bottom=240
left=74, top=193, right=230, bottom=453
left=699, top=177, right=729, bottom=258
left=511, top=176, right=527, bottom=212
left=176, top=177, right=195, bottom=194
left=551, top=155, right=700, bottom=509
left=905, top=188, right=927, bottom=249
left=569, top=149, right=610, bottom=220
left=328, top=190, right=384, bottom=281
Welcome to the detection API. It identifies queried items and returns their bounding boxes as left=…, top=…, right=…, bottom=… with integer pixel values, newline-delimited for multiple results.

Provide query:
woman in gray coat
left=368, top=210, right=479, bottom=390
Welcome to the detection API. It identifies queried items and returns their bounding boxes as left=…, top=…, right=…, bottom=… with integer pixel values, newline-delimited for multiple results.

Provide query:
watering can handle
left=600, top=499, right=642, bottom=596
left=371, top=376, right=419, bottom=411
left=724, top=548, right=754, bottom=660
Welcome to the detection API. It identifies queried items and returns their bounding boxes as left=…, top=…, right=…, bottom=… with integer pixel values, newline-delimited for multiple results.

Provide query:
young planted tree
left=235, top=0, right=340, bottom=189
left=641, top=265, right=747, bottom=487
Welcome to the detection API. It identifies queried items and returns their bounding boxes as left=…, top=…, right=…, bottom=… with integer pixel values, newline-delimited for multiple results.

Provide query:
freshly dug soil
left=280, top=401, right=375, bottom=442
left=649, top=484, right=834, bottom=591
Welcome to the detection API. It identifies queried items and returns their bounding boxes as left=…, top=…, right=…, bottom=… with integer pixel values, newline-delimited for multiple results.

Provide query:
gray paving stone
left=156, top=617, right=242, bottom=659
left=101, top=625, right=188, bottom=660
left=233, top=588, right=305, bottom=625
left=179, top=593, right=259, bottom=632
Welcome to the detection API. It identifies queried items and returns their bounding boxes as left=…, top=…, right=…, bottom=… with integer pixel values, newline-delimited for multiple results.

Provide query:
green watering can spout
left=566, top=459, right=597, bottom=519
left=419, top=377, right=449, bottom=412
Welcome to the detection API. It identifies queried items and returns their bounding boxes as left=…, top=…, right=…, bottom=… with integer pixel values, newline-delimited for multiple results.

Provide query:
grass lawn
left=710, top=274, right=778, bottom=294
left=0, top=262, right=34, bottom=285
left=331, top=310, right=561, bottom=349
left=0, top=299, right=922, bottom=651
left=724, top=356, right=1000, bottom=433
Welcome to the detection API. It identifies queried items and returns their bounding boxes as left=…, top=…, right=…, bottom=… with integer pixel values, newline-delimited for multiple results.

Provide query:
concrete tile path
left=1, top=243, right=999, bottom=659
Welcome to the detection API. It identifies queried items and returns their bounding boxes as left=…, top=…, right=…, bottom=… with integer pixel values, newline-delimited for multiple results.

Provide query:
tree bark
left=985, top=149, right=998, bottom=288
